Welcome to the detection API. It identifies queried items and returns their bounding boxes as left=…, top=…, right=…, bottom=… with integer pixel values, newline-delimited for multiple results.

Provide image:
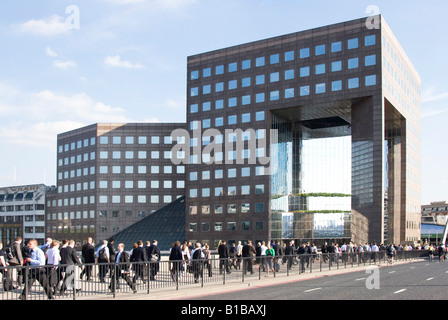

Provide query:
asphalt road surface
left=191, top=259, right=448, bottom=300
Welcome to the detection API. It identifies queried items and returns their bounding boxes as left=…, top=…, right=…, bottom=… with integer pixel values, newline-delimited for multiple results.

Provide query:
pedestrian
left=0, top=241, right=14, bottom=291
left=169, top=241, right=183, bottom=281
left=242, top=240, right=256, bottom=275
left=260, top=241, right=267, bottom=271
left=264, top=243, right=275, bottom=277
left=202, top=243, right=212, bottom=277
left=218, top=240, right=231, bottom=274
left=96, top=240, right=110, bottom=282
left=20, top=239, right=54, bottom=300
left=40, top=237, right=52, bottom=254
left=45, top=240, right=61, bottom=295
left=107, top=238, right=116, bottom=278
left=111, top=243, right=136, bottom=293
left=181, top=240, right=191, bottom=276
left=285, top=241, right=295, bottom=271
left=191, top=242, right=205, bottom=283
left=297, top=243, right=307, bottom=273
left=235, top=241, right=243, bottom=270
left=80, top=237, right=95, bottom=281
left=147, top=240, right=161, bottom=280
left=130, top=240, right=147, bottom=284
left=273, top=241, right=283, bottom=272
left=60, top=240, right=83, bottom=294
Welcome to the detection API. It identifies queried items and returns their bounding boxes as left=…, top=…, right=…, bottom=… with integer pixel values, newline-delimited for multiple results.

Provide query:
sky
left=0, top=0, right=446, bottom=205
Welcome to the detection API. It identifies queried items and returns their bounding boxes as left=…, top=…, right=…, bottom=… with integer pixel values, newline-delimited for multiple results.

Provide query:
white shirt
left=46, top=247, right=61, bottom=265
left=261, top=245, right=267, bottom=256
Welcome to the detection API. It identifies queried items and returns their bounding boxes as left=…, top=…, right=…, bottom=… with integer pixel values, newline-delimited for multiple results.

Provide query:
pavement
left=68, top=258, right=422, bottom=301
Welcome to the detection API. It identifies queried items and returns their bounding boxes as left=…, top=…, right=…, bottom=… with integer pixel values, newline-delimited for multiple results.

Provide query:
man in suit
left=80, top=237, right=95, bottom=281
left=285, top=241, right=295, bottom=271
left=218, top=240, right=231, bottom=274
left=107, top=238, right=116, bottom=279
left=60, top=240, right=83, bottom=294
left=130, top=240, right=147, bottom=284
left=147, top=240, right=161, bottom=280
left=242, top=240, right=256, bottom=275
left=169, top=241, right=183, bottom=281
left=111, top=243, right=136, bottom=293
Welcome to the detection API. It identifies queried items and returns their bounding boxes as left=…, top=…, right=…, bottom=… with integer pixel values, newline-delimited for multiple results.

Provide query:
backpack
left=5, top=247, right=14, bottom=260
left=193, top=249, right=202, bottom=260
left=98, top=247, right=108, bottom=261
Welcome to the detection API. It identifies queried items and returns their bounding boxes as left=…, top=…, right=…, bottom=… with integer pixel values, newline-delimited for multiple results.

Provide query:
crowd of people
left=1, top=236, right=446, bottom=299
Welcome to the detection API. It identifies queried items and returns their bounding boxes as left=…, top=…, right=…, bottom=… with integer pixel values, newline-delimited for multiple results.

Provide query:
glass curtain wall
left=270, top=113, right=352, bottom=244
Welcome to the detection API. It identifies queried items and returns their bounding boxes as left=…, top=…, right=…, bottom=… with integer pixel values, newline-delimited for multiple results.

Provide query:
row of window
left=98, top=180, right=185, bottom=189
left=98, top=194, right=181, bottom=205
left=190, top=111, right=266, bottom=128
left=189, top=184, right=265, bottom=198
left=46, top=209, right=146, bottom=222
left=190, top=55, right=377, bottom=97
left=189, top=221, right=264, bottom=233
left=189, top=202, right=265, bottom=215
left=58, top=135, right=176, bottom=154
left=190, top=167, right=265, bottom=180
left=0, top=205, right=44, bottom=212
left=189, top=75, right=377, bottom=115
left=98, top=150, right=177, bottom=160
left=190, top=35, right=376, bottom=80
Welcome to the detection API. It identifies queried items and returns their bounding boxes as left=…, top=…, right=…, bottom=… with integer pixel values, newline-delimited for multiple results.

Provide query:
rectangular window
left=255, top=74, right=265, bottom=85
left=348, top=38, right=358, bottom=49
left=365, top=54, right=376, bottom=66
left=255, top=56, right=265, bottom=67
left=315, top=63, right=326, bottom=75
left=284, top=69, right=294, bottom=80
left=300, top=66, right=310, bottom=77
left=348, top=77, right=359, bottom=89
left=242, top=59, right=251, bottom=70
left=348, top=57, right=359, bottom=69
left=270, top=72, right=279, bottom=82
left=242, top=77, right=251, bottom=87
left=331, top=61, right=342, bottom=72
left=242, top=95, right=251, bottom=105
left=203, top=67, right=211, bottom=77
left=331, top=41, right=342, bottom=52
left=215, top=65, right=224, bottom=75
left=300, top=48, right=310, bottom=58
left=285, top=88, right=294, bottom=98
left=365, top=35, right=376, bottom=46
left=255, top=111, right=265, bottom=121
left=300, top=85, right=310, bottom=96
left=270, top=53, right=279, bottom=64
left=365, top=75, right=377, bottom=86
left=228, top=62, right=237, bottom=72
left=315, top=44, right=325, bottom=56
left=228, top=79, right=237, bottom=90
left=191, top=70, right=199, bottom=80
left=256, top=93, right=265, bottom=103
left=284, top=50, right=294, bottom=61
left=316, top=83, right=326, bottom=94
left=331, top=80, right=342, bottom=91
left=215, top=82, right=224, bottom=92
left=270, top=90, right=279, bottom=101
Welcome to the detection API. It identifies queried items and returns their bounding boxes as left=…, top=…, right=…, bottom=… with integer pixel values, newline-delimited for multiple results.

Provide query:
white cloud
left=45, top=46, right=58, bottom=57
left=53, top=60, right=77, bottom=69
left=104, top=55, right=144, bottom=69
left=16, top=15, right=69, bottom=36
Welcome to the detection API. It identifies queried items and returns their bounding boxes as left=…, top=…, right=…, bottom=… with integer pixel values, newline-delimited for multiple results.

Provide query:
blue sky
left=0, top=0, right=446, bottom=204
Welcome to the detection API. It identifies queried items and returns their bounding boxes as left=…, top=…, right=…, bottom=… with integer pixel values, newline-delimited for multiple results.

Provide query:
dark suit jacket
left=116, top=251, right=131, bottom=272
left=242, top=244, right=256, bottom=258
left=218, top=244, right=229, bottom=258
left=147, top=244, right=161, bottom=261
left=169, top=245, right=183, bottom=261
left=81, top=243, right=95, bottom=263
left=130, top=246, right=146, bottom=262
left=61, top=246, right=81, bottom=265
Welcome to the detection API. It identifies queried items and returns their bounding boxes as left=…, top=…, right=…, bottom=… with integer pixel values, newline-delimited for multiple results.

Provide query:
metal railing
left=0, top=249, right=434, bottom=300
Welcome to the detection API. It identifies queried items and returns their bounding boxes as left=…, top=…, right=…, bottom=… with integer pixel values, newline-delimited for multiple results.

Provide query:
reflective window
left=190, top=103, right=198, bottom=113
left=270, top=90, right=280, bottom=101
left=242, top=59, right=251, bottom=70
left=315, top=63, right=326, bottom=75
left=242, top=77, right=251, bottom=87
left=348, top=38, right=358, bottom=49
left=285, top=50, right=294, bottom=61
left=255, top=74, right=265, bottom=85
left=348, top=77, right=359, bottom=89
left=332, top=80, right=342, bottom=91
left=256, top=56, right=265, bottom=67
left=191, top=70, right=199, bottom=80
left=315, top=83, right=326, bottom=94
left=215, top=117, right=224, bottom=127
left=215, top=99, right=224, bottom=110
left=300, top=66, right=310, bottom=77
left=285, top=69, right=294, bottom=80
left=285, top=88, right=294, bottom=98
left=228, top=97, right=237, bottom=107
left=215, top=65, right=224, bottom=75
left=203, top=84, right=211, bottom=94
left=256, top=93, right=265, bottom=103
left=215, top=82, right=224, bottom=92
left=365, top=54, right=376, bottom=66
left=191, top=87, right=198, bottom=96
left=365, top=75, right=377, bottom=86
left=300, top=85, right=310, bottom=96
left=228, top=115, right=237, bottom=125
left=242, top=113, right=251, bottom=123
left=315, top=44, right=325, bottom=56
left=348, top=58, right=359, bottom=69
left=270, top=54, right=279, bottom=64
left=202, top=101, right=211, bottom=111
left=270, top=72, right=279, bottom=82
left=331, top=61, right=342, bottom=72
left=228, top=80, right=237, bottom=90
left=228, top=62, right=237, bottom=72
left=365, top=35, right=376, bottom=46
left=331, top=41, right=342, bottom=52
left=300, top=48, right=310, bottom=58
left=203, top=67, right=211, bottom=77
left=256, top=111, right=265, bottom=121
left=242, top=95, right=251, bottom=105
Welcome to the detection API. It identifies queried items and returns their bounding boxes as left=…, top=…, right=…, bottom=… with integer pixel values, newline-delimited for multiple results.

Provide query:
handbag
left=150, top=253, right=159, bottom=262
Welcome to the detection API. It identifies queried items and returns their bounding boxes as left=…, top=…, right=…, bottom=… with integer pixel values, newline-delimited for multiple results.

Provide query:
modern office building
left=182, top=15, right=421, bottom=248
left=421, top=201, right=448, bottom=225
left=45, top=123, right=186, bottom=247
left=0, top=184, right=52, bottom=245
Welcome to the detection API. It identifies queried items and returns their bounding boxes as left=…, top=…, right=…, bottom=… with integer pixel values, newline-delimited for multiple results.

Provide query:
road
left=189, top=260, right=448, bottom=300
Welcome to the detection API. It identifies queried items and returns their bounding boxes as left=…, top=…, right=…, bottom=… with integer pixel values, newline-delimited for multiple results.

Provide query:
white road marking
left=394, top=289, right=407, bottom=294
left=304, top=287, right=322, bottom=293
left=355, top=278, right=366, bottom=281
left=389, top=271, right=396, bottom=273
left=426, top=277, right=434, bottom=281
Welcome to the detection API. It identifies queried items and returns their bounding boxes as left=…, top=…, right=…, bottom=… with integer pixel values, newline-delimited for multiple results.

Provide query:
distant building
left=45, top=123, right=186, bottom=248
left=421, top=201, right=448, bottom=225
left=0, top=184, right=52, bottom=245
